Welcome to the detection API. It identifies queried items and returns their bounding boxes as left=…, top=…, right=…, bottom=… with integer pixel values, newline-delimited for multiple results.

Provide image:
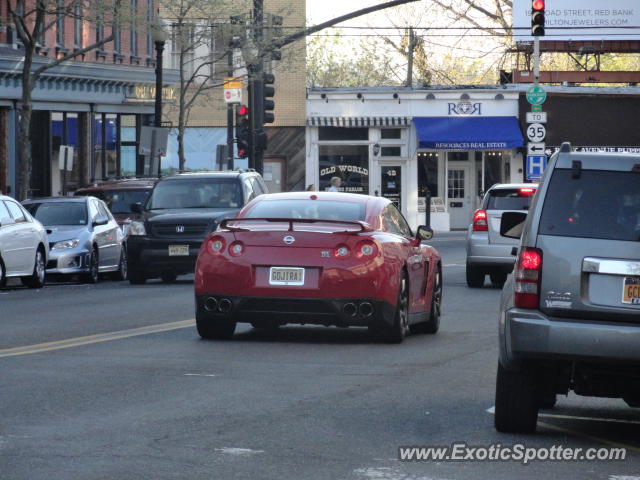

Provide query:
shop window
left=381, top=128, right=402, bottom=139
left=318, top=127, right=368, bottom=141
left=418, top=153, right=438, bottom=198
left=380, top=146, right=402, bottom=157
left=319, top=145, right=369, bottom=194
left=484, top=151, right=503, bottom=190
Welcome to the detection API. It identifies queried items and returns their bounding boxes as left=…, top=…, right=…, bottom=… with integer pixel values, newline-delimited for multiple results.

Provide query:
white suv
left=0, top=195, right=49, bottom=288
left=465, top=183, right=537, bottom=288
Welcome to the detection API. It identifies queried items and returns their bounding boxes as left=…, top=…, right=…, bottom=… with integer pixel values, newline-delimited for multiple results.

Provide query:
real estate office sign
left=513, top=0, right=640, bottom=41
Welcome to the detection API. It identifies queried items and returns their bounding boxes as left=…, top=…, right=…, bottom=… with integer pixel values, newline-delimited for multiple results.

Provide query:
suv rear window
left=539, top=169, right=640, bottom=241
left=485, top=188, right=535, bottom=210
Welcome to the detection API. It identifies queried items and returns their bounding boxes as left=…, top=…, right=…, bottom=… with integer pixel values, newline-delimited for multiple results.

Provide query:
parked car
left=127, top=170, right=268, bottom=284
left=23, top=197, right=127, bottom=283
left=0, top=195, right=48, bottom=288
left=74, top=178, right=156, bottom=235
left=193, top=191, right=442, bottom=342
left=495, top=143, right=640, bottom=433
left=466, top=183, right=537, bottom=288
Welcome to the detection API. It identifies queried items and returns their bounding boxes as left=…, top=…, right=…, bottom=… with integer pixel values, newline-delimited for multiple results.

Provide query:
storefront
left=306, top=87, right=523, bottom=231
left=0, top=51, right=177, bottom=198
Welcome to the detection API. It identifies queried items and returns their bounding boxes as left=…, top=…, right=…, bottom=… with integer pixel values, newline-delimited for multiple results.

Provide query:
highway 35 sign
left=526, top=123, right=546, bottom=142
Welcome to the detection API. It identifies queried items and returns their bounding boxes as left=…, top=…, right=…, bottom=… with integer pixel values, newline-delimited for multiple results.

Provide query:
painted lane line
left=0, top=319, right=195, bottom=358
left=215, top=447, right=264, bottom=455
left=184, top=373, right=217, bottom=377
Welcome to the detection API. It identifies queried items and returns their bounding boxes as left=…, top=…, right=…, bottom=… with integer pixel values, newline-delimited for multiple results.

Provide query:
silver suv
left=466, top=184, right=537, bottom=287
left=495, top=143, right=640, bottom=433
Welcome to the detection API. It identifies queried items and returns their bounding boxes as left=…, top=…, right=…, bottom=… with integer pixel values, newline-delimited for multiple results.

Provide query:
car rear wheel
left=466, top=262, right=485, bottom=288
left=22, top=248, right=46, bottom=289
left=494, top=363, right=539, bottom=433
left=410, top=268, right=441, bottom=335
left=82, top=248, right=99, bottom=284
left=490, top=271, right=508, bottom=286
left=370, top=273, right=409, bottom=343
left=196, top=310, right=236, bottom=340
left=110, top=248, right=128, bottom=281
left=0, top=257, right=7, bottom=288
left=128, top=269, right=147, bottom=284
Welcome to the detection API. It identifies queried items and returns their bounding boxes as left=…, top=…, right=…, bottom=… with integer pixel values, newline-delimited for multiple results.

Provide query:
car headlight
left=51, top=239, right=80, bottom=250
left=128, top=221, right=146, bottom=236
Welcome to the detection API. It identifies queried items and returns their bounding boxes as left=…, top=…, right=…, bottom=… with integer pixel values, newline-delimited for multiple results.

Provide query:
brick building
left=0, top=0, right=177, bottom=198
left=161, top=0, right=306, bottom=192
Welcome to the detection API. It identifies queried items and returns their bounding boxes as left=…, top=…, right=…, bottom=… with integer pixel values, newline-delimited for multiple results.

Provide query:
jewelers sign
left=513, top=0, right=640, bottom=41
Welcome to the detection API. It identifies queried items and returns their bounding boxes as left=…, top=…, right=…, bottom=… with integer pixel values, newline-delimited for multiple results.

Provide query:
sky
left=307, top=0, right=382, bottom=25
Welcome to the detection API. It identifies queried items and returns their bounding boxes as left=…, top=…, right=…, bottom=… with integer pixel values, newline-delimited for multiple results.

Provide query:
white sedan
left=0, top=195, right=49, bottom=288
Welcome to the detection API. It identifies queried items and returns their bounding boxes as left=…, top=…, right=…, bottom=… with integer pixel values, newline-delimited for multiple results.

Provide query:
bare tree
left=4, top=0, right=126, bottom=199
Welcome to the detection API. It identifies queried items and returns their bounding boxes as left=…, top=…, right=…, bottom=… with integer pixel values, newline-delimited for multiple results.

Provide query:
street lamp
left=151, top=18, right=168, bottom=177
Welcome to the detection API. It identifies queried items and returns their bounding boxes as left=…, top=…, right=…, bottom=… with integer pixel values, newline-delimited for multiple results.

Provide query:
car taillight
left=228, top=241, right=245, bottom=257
left=334, top=244, right=350, bottom=258
left=519, top=187, right=536, bottom=196
left=472, top=209, right=488, bottom=232
left=355, top=240, right=377, bottom=258
left=208, top=236, right=226, bottom=255
left=514, top=247, right=543, bottom=309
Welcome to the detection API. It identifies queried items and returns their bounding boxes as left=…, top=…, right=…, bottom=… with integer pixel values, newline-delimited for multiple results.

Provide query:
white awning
left=307, top=116, right=410, bottom=127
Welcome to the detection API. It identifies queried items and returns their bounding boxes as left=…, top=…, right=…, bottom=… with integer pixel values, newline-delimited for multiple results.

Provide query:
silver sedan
left=23, top=196, right=127, bottom=283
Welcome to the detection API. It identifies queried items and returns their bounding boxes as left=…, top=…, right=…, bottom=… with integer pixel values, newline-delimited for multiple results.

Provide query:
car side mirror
left=500, top=212, right=527, bottom=239
left=131, top=202, right=143, bottom=214
left=416, top=225, right=434, bottom=241
left=93, top=216, right=109, bottom=227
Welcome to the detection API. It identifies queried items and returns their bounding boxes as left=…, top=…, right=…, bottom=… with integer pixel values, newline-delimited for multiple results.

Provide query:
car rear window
left=146, top=179, right=242, bottom=210
left=486, top=188, right=536, bottom=210
left=96, top=189, right=150, bottom=214
left=26, top=202, right=88, bottom=226
left=539, top=169, right=640, bottom=241
left=245, top=200, right=366, bottom=222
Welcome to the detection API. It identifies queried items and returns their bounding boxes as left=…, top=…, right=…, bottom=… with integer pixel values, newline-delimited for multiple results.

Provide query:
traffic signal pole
left=248, top=0, right=265, bottom=175
left=226, top=50, right=235, bottom=170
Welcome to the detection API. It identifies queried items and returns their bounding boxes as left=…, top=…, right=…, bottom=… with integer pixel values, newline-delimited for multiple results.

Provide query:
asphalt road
left=1, top=232, right=639, bottom=480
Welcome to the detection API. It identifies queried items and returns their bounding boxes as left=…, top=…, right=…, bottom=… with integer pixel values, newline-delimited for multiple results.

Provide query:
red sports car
left=194, top=192, right=442, bottom=342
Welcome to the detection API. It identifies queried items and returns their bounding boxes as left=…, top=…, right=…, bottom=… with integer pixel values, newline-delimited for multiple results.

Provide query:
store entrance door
left=380, top=164, right=402, bottom=211
left=447, top=162, right=472, bottom=230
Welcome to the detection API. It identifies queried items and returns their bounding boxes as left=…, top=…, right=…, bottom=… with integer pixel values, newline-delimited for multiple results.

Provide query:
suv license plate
left=168, top=245, right=189, bottom=256
left=269, top=267, right=305, bottom=286
left=622, top=277, right=640, bottom=305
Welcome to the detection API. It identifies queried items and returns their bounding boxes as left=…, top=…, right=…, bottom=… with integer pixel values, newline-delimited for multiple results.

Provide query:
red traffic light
left=532, top=0, right=544, bottom=10
left=238, top=105, right=249, bottom=116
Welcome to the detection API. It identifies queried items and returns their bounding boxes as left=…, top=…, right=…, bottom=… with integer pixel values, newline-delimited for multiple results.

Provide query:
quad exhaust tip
left=218, top=298, right=233, bottom=313
left=343, top=303, right=357, bottom=317
left=204, top=297, right=218, bottom=312
left=359, top=302, right=374, bottom=318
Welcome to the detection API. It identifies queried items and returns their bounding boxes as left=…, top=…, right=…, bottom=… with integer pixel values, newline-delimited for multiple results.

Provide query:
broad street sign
left=526, top=85, right=547, bottom=105
left=526, top=112, right=547, bottom=124
left=526, top=155, right=547, bottom=181
left=527, top=142, right=546, bottom=155
left=526, top=123, right=546, bottom=142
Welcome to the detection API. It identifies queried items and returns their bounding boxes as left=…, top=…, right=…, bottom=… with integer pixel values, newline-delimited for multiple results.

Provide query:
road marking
left=443, top=259, right=465, bottom=267
left=215, top=447, right=264, bottom=455
left=184, top=373, right=217, bottom=377
left=0, top=319, right=195, bottom=358
left=487, top=406, right=640, bottom=453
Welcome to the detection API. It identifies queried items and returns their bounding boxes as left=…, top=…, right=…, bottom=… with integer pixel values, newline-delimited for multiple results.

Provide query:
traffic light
left=531, top=0, right=545, bottom=36
left=263, top=73, right=275, bottom=124
left=235, top=105, right=250, bottom=158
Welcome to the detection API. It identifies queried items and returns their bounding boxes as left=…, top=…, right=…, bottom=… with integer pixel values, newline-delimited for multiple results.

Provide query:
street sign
left=224, top=77, right=242, bottom=104
left=527, top=142, right=545, bottom=155
left=526, top=112, right=547, bottom=124
left=531, top=105, right=542, bottom=113
left=526, top=155, right=547, bottom=180
left=526, top=85, right=547, bottom=105
left=526, top=123, right=546, bottom=142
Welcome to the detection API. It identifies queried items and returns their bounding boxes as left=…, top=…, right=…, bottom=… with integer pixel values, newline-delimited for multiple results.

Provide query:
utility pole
left=226, top=50, right=235, bottom=170
left=405, top=26, right=414, bottom=87
left=248, top=0, right=265, bottom=175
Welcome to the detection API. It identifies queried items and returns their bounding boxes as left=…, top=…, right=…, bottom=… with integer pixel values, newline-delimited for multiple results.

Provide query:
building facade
left=0, top=0, right=177, bottom=198
left=161, top=0, right=307, bottom=191
left=306, top=87, right=524, bottom=231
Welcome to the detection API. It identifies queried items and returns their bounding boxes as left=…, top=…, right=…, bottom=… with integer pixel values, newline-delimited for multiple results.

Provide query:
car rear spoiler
left=218, top=218, right=373, bottom=234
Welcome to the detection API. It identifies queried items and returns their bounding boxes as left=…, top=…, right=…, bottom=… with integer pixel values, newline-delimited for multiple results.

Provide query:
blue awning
left=414, top=116, right=524, bottom=150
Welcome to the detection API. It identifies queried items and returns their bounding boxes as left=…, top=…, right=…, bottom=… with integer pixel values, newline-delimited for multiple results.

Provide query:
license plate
left=622, top=277, right=640, bottom=305
left=168, top=245, right=189, bottom=256
left=269, top=267, right=305, bottom=286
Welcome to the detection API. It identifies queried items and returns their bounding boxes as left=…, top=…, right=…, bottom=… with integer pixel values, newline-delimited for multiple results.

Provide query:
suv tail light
left=514, top=247, right=543, bottom=309
left=472, top=209, right=488, bottom=232
left=519, top=187, right=536, bottom=196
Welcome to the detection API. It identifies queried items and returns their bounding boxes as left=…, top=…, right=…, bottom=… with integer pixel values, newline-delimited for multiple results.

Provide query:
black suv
left=126, top=171, right=268, bottom=284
